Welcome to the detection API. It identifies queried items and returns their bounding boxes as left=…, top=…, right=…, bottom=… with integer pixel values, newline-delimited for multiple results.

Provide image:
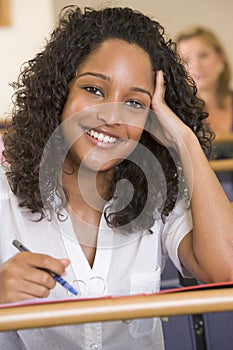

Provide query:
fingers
left=27, top=252, right=70, bottom=277
left=59, top=258, right=71, bottom=269
left=0, top=252, right=71, bottom=303
left=152, top=70, right=165, bottom=106
left=4, top=275, right=52, bottom=301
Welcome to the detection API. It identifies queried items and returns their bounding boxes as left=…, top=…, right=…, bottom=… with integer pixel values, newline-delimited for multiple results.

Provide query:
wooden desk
left=0, top=288, right=233, bottom=332
left=0, top=116, right=11, bottom=133
left=214, top=132, right=233, bottom=144
left=0, top=127, right=6, bottom=134
left=210, top=132, right=233, bottom=172
left=210, top=159, right=233, bottom=172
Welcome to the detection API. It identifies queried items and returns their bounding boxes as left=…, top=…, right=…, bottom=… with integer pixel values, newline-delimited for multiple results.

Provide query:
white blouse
left=0, top=166, right=192, bottom=350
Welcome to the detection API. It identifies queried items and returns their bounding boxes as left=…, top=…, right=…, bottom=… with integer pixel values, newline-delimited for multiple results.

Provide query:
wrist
left=176, top=127, right=199, bottom=154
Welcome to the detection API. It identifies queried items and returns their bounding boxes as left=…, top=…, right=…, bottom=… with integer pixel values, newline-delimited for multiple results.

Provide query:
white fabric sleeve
left=160, top=199, right=193, bottom=277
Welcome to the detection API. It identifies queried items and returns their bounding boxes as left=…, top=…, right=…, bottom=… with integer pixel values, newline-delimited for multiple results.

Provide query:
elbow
left=192, top=260, right=233, bottom=284
left=200, top=269, right=233, bottom=284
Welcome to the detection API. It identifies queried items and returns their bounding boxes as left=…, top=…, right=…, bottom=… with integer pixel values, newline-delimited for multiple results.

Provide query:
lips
left=84, top=128, right=118, bottom=144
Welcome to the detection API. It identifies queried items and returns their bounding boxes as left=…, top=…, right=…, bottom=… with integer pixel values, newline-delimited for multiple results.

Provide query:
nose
left=96, top=102, right=123, bottom=125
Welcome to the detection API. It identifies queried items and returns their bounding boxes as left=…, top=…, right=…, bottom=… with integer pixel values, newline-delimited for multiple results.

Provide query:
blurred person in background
left=176, top=26, right=233, bottom=200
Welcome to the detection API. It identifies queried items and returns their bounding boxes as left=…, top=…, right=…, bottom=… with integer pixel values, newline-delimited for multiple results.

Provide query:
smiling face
left=61, top=39, right=154, bottom=172
left=177, top=36, right=224, bottom=92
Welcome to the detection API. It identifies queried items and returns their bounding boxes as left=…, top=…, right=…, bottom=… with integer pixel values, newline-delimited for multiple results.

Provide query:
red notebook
left=1, top=280, right=233, bottom=309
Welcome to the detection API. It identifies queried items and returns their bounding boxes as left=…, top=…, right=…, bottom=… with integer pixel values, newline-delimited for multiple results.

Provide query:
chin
left=79, top=157, right=120, bottom=173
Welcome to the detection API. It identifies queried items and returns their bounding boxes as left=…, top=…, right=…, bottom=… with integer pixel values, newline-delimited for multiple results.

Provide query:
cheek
left=212, top=58, right=223, bottom=72
left=62, top=93, right=91, bottom=122
left=203, top=56, right=219, bottom=70
left=62, top=96, right=79, bottom=122
left=124, top=110, right=149, bottom=139
left=126, top=125, right=144, bottom=141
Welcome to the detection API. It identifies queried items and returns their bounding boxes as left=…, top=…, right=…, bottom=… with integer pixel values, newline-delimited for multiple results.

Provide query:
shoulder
left=158, top=198, right=192, bottom=234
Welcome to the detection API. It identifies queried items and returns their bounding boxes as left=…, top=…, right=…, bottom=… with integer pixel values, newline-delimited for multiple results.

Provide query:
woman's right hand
left=0, top=252, right=70, bottom=303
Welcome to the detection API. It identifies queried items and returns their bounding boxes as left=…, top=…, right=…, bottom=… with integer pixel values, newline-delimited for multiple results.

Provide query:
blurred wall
left=0, top=0, right=54, bottom=119
left=0, top=0, right=232, bottom=117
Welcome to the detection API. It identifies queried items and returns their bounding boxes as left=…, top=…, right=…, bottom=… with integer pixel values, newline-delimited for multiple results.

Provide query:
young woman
left=176, top=26, right=233, bottom=200
left=0, top=7, right=233, bottom=350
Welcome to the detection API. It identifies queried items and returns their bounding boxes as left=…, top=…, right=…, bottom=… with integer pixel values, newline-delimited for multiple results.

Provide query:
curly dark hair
left=3, top=6, right=213, bottom=232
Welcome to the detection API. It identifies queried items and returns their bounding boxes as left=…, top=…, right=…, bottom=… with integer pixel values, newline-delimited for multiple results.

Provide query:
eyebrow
left=76, top=72, right=152, bottom=101
left=130, top=87, right=152, bottom=101
left=77, top=72, right=111, bottom=81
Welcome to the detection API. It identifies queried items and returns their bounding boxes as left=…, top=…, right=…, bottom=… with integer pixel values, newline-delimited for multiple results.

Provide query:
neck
left=62, top=158, right=114, bottom=215
left=198, top=86, right=219, bottom=110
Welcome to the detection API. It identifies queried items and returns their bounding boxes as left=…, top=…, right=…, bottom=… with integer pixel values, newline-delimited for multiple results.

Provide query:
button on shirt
left=0, top=166, right=192, bottom=349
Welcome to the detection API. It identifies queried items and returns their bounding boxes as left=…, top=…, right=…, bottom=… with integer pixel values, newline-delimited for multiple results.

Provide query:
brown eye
left=125, top=100, right=145, bottom=110
left=84, top=86, right=103, bottom=96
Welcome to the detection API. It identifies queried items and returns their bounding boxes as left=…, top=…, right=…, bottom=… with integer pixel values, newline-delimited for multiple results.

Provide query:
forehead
left=84, top=39, right=152, bottom=69
left=78, top=39, right=154, bottom=80
left=179, top=36, right=215, bottom=53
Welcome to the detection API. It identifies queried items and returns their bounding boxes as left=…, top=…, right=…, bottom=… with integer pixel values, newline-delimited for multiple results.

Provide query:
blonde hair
left=175, top=26, right=232, bottom=108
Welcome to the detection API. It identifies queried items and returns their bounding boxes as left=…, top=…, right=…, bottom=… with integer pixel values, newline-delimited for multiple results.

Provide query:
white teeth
left=98, top=133, right=104, bottom=141
left=86, top=129, right=117, bottom=144
left=103, top=135, right=110, bottom=143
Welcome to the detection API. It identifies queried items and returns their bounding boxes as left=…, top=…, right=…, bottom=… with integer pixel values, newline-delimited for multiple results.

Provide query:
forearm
left=150, top=70, right=233, bottom=282
left=177, top=129, right=233, bottom=282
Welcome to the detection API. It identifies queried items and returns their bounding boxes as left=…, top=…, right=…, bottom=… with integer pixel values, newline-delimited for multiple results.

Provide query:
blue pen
left=12, top=239, right=78, bottom=296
